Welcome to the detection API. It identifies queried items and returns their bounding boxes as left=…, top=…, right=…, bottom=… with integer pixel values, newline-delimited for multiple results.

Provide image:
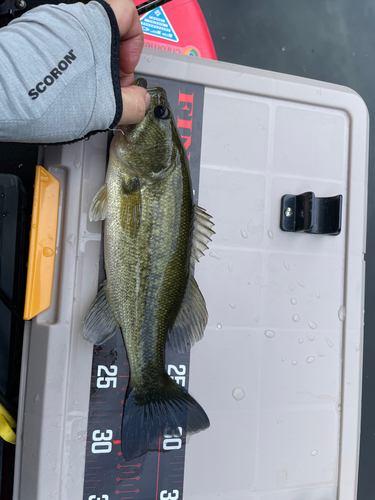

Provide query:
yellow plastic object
left=24, top=166, right=60, bottom=320
left=0, top=403, right=16, bottom=444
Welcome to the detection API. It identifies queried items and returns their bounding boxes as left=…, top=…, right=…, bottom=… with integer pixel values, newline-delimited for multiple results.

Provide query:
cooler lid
left=13, top=49, right=367, bottom=500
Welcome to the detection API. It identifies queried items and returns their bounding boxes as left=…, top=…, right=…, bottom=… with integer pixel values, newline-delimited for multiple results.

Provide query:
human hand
left=106, top=0, right=150, bottom=125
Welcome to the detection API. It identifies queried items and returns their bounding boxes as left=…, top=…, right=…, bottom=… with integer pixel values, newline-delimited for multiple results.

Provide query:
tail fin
left=121, top=375, right=209, bottom=460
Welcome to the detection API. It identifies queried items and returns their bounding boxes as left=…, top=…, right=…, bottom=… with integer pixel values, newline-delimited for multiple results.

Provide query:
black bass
left=83, top=79, right=213, bottom=460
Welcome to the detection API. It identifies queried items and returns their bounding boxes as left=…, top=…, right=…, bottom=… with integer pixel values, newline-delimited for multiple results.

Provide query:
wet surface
left=197, top=1, right=375, bottom=497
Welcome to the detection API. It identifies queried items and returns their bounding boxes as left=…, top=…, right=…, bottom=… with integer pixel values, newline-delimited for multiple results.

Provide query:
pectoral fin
left=89, top=184, right=107, bottom=221
left=83, top=282, right=119, bottom=345
left=168, top=273, right=208, bottom=353
left=121, top=178, right=141, bottom=237
left=191, top=205, right=215, bottom=264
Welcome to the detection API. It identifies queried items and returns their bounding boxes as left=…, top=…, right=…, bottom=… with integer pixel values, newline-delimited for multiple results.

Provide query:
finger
left=106, top=0, right=144, bottom=75
left=118, top=86, right=150, bottom=126
left=119, top=34, right=144, bottom=76
left=120, top=72, right=135, bottom=88
left=105, top=0, right=142, bottom=38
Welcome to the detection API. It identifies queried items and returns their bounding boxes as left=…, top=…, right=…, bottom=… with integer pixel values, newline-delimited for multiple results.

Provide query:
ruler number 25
left=160, top=490, right=179, bottom=500
left=167, top=364, right=186, bottom=387
left=97, top=365, right=117, bottom=389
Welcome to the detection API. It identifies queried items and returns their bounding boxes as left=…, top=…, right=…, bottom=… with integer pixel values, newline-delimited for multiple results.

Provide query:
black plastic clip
left=280, top=192, right=342, bottom=235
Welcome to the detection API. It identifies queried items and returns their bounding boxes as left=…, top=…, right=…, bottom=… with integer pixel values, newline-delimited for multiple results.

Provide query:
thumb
left=118, top=86, right=150, bottom=126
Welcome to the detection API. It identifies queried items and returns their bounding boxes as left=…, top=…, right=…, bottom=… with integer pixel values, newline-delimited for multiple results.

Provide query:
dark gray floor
left=197, top=0, right=375, bottom=497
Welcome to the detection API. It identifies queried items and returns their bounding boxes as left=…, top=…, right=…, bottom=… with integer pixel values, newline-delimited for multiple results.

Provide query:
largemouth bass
left=83, top=78, right=213, bottom=460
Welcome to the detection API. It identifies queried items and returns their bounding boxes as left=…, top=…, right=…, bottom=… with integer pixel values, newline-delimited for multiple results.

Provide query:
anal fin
left=83, top=282, right=119, bottom=345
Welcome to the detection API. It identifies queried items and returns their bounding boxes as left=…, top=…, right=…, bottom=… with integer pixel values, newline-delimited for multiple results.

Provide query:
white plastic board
left=13, top=49, right=368, bottom=500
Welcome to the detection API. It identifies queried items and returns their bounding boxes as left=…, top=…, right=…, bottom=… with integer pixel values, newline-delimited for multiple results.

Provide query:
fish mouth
left=133, top=78, right=165, bottom=97
left=134, top=77, right=148, bottom=89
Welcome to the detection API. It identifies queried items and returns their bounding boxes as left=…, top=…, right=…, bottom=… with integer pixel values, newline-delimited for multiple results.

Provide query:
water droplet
left=355, top=344, right=360, bottom=352
left=298, top=338, right=303, bottom=344
left=267, top=229, right=274, bottom=239
left=232, top=387, right=245, bottom=401
left=282, top=46, right=286, bottom=51
left=264, top=330, right=275, bottom=338
left=316, top=292, right=321, bottom=298
left=284, top=261, right=290, bottom=271
left=306, top=356, right=315, bottom=364
left=310, top=449, right=318, bottom=456
left=2, top=211, right=9, bottom=217
left=292, top=314, right=300, bottom=322
left=290, top=298, right=297, bottom=305
left=289, top=286, right=294, bottom=292
left=216, top=323, right=222, bottom=330
left=291, top=360, right=298, bottom=365
left=308, top=321, right=317, bottom=330
left=228, top=263, right=233, bottom=273
left=325, top=337, right=334, bottom=348
left=32, top=223, right=36, bottom=229
left=43, top=247, right=54, bottom=257
left=338, top=305, right=346, bottom=321
left=209, top=251, right=222, bottom=260
left=298, top=280, right=306, bottom=287
left=318, top=350, right=326, bottom=357
left=240, top=229, right=248, bottom=239
left=229, top=302, right=236, bottom=309
left=34, top=394, right=40, bottom=403
left=281, top=357, right=286, bottom=362
left=307, top=333, right=315, bottom=341
left=67, top=234, right=76, bottom=247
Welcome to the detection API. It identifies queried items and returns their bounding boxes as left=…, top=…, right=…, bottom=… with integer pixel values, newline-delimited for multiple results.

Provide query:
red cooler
left=133, top=0, right=217, bottom=60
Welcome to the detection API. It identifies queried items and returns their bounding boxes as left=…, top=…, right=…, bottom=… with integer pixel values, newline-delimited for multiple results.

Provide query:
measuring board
left=82, top=76, right=205, bottom=500
left=14, top=49, right=368, bottom=500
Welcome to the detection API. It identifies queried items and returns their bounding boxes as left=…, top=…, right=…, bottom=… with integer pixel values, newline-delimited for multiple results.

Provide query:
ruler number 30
left=160, top=490, right=179, bottom=500
left=97, top=364, right=117, bottom=388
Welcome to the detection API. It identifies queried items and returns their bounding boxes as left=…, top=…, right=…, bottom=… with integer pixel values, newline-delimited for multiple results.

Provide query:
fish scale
left=83, top=82, right=213, bottom=461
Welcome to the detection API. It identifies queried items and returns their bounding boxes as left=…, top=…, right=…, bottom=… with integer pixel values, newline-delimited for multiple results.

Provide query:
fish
left=83, top=78, right=214, bottom=460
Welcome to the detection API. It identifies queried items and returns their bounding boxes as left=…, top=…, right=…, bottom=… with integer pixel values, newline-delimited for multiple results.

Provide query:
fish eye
left=154, top=105, right=170, bottom=120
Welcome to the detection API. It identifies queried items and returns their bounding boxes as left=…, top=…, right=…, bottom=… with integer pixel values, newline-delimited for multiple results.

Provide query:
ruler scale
left=83, top=76, right=205, bottom=500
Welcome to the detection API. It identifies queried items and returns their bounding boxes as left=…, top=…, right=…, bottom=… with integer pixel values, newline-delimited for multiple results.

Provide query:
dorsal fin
left=191, top=205, right=215, bottom=265
left=167, top=273, right=208, bottom=353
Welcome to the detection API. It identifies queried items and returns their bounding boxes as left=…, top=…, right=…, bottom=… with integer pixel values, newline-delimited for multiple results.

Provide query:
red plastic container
left=133, top=0, right=217, bottom=60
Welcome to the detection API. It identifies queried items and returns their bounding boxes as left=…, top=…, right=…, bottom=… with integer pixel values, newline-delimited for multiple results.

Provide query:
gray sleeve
left=0, top=0, right=122, bottom=143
